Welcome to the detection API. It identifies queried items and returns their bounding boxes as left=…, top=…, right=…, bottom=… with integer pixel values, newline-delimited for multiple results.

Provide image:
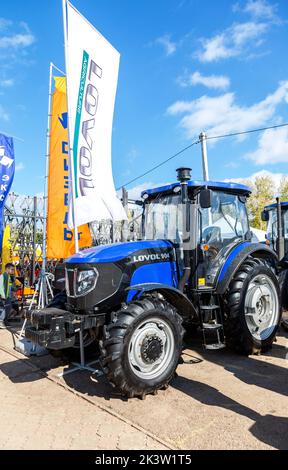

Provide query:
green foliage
left=279, top=177, right=288, bottom=201
left=244, top=175, right=275, bottom=230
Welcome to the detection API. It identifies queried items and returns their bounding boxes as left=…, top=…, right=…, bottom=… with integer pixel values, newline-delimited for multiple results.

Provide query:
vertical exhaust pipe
left=177, top=167, right=192, bottom=292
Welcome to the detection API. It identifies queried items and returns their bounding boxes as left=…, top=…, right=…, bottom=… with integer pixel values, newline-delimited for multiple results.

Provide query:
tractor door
left=197, top=190, right=250, bottom=288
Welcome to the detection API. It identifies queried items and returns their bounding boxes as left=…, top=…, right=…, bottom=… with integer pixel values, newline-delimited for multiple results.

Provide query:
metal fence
left=3, top=192, right=142, bottom=285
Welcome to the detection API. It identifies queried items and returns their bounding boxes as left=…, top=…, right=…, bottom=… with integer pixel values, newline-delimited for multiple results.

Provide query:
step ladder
left=199, top=303, right=225, bottom=350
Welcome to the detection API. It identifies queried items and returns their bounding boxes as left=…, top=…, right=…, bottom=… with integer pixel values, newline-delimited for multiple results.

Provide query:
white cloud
left=225, top=169, right=285, bottom=189
left=0, top=20, right=35, bottom=50
left=178, top=71, right=230, bottom=90
left=245, top=127, right=288, bottom=164
left=167, top=81, right=288, bottom=140
left=0, top=33, right=35, bottom=48
left=233, top=0, right=280, bottom=22
left=232, top=21, right=268, bottom=46
left=155, top=35, right=177, bottom=56
left=196, top=0, right=282, bottom=62
left=0, top=18, right=12, bottom=31
left=0, top=104, right=9, bottom=121
left=15, top=162, right=25, bottom=172
left=0, top=79, right=14, bottom=87
left=196, top=21, right=268, bottom=62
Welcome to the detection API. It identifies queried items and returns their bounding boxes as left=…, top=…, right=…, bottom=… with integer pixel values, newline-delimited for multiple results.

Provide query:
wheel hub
left=246, top=285, right=272, bottom=326
left=128, top=317, right=175, bottom=380
left=141, top=335, right=163, bottom=363
left=245, top=274, right=279, bottom=340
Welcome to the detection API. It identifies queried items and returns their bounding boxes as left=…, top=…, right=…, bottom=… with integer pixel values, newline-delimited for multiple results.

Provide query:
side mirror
left=200, top=189, right=212, bottom=209
left=261, top=210, right=269, bottom=222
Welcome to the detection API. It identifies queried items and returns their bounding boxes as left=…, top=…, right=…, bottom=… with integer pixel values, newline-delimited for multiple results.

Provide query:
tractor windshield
left=143, top=190, right=249, bottom=247
left=143, top=194, right=182, bottom=242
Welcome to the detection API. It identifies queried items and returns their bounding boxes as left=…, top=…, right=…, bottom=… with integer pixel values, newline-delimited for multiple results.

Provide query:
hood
left=66, top=239, right=173, bottom=264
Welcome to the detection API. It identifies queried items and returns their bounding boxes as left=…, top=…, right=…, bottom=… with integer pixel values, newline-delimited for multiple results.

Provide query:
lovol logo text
left=133, top=252, right=171, bottom=263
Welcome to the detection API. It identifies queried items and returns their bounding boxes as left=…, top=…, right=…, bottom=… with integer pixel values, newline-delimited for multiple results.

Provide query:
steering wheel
left=202, top=226, right=222, bottom=244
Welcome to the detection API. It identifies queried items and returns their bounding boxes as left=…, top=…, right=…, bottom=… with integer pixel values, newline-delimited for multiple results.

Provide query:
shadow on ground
left=172, top=375, right=288, bottom=450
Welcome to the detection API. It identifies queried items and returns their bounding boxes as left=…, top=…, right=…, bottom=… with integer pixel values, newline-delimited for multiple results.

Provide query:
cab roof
left=141, top=180, right=251, bottom=198
left=264, top=201, right=288, bottom=210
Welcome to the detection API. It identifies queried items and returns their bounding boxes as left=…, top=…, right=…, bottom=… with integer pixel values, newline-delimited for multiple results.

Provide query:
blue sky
left=0, top=0, right=287, bottom=199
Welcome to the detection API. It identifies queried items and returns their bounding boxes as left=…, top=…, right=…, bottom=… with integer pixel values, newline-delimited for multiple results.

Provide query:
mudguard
left=126, top=282, right=197, bottom=319
left=215, top=242, right=278, bottom=295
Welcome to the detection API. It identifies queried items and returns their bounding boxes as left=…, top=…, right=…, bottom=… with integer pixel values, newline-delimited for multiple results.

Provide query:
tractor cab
left=141, top=174, right=251, bottom=289
left=262, top=201, right=288, bottom=259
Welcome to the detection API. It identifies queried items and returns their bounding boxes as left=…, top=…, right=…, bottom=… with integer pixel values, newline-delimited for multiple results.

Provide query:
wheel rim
left=244, top=274, right=279, bottom=341
left=128, top=316, right=175, bottom=380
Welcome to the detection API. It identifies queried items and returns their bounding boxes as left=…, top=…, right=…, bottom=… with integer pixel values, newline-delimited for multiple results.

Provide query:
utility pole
left=199, top=131, right=209, bottom=181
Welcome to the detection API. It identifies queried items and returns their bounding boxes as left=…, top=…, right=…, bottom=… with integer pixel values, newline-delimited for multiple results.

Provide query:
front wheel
left=100, top=297, right=184, bottom=398
left=225, top=258, right=281, bottom=355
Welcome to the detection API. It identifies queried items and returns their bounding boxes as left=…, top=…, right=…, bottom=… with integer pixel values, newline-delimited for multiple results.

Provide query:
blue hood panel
left=66, top=240, right=174, bottom=264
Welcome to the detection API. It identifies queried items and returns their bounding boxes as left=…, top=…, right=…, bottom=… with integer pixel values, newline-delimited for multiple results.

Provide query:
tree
left=279, top=176, right=288, bottom=201
left=245, top=175, right=275, bottom=230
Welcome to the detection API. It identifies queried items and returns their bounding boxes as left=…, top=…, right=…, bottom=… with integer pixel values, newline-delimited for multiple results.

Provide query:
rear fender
left=216, top=243, right=278, bottom=295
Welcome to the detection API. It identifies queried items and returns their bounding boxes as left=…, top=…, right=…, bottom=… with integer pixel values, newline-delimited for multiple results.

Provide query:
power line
left=116, top=139, right=200, bottom=190
left=117, top=122, right=288, bottom=189
left=206, top=122, right=288, bottom=141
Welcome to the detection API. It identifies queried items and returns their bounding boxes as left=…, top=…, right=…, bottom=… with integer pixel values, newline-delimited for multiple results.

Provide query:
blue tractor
left=25, top=168, right=281, bottom=398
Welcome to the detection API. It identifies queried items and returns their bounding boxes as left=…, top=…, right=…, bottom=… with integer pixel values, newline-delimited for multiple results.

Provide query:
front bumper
left=25, top=308, right=76, bottom=350
left=24, top=308, right=103, bottom=350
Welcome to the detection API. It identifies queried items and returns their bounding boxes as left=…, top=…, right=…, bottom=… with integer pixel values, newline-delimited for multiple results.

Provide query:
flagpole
left=62, top=0, right=79, bottom=253
left=51, top=63, right=65, bottom=76
left=40, top=62, right=53, bottom=304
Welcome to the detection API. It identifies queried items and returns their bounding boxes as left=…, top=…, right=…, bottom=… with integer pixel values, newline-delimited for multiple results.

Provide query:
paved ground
left=0, top=322, right=287, bottom=450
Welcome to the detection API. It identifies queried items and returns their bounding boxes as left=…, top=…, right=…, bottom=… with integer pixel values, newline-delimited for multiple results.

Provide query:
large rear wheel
left=100, top=297, right=184, bottom=398
left=225, top=257, right=281, bottom=355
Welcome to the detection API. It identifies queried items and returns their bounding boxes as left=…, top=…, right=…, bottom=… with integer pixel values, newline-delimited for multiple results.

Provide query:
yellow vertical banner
left=46, top=77, right=92, bottom=259
left=1, top=225, right=12, bottom=272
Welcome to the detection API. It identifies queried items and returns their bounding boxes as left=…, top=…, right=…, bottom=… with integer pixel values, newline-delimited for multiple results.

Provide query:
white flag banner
left=63, top=1, right=127, bottom=228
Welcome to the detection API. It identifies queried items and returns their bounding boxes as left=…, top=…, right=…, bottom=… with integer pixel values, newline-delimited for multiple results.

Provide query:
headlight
left=76, top=268, right=98, bottom=297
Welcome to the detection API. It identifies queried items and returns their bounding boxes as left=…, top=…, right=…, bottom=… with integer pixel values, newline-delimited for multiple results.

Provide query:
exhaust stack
left=177, top=167, right=192, bottom=292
